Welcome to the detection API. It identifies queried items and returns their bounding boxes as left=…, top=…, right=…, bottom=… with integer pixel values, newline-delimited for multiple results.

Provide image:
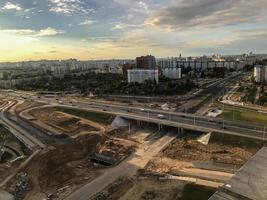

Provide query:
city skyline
left=0, top=0, right=267, bottom=62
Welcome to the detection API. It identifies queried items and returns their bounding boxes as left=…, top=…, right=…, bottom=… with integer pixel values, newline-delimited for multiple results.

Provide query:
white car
left=140, top=108, right=145, bottom=111
left=157, top=114, right=165, bottom=119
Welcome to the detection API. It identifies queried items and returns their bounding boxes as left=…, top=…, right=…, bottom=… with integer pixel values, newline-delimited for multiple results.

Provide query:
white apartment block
left=163, top=67, right=181, bottom=79
left=127, top=69, right=159, bottom=84
left=254, top=65, right=267, bottom=83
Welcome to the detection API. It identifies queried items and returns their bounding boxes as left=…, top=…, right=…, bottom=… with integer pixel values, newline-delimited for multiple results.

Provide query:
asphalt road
left=0, top=100, right=46, bottom=149
left=35, top=97, right=267, bottom=141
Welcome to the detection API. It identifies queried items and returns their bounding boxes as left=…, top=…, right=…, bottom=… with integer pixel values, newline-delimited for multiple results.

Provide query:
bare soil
left=5, top=134, right=135, bottom=200
left=29, top=107, right=99, bottom=136
left=162, top=139, right=255, bottom=166
left=15, top=101, right=45, bottom=113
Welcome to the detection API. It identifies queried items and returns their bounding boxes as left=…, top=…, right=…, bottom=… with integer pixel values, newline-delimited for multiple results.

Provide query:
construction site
left=1, top=101, right=136, bottom=199
left=0, top=125, right=29, bottom=184
left=0, top=97, right=264, bottom=200
left=89, top=131, right=259, bottom=200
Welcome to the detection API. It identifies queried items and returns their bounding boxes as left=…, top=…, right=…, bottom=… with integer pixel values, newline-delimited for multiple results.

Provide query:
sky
left=0, top=0, right=267, bottom=62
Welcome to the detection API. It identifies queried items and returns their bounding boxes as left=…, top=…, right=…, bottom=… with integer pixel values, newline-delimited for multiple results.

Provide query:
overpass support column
left=177, top=128, right=184, bottom=137
left=158, top=124, right=162, bottom=131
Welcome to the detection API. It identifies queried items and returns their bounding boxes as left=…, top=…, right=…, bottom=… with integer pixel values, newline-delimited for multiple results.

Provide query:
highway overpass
left=35, top=98, right=267, bottom=141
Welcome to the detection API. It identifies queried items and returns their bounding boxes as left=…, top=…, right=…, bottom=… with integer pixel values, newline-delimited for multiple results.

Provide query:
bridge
left=36, top=98, right=267, bottom=141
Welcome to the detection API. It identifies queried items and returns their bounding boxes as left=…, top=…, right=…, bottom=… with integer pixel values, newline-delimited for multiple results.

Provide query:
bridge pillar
left=181, top=128, right=184, bottom=135
left=137, top=120, right=140, bottom=127
left=158, top=124, right=162, bottom=131
left=177, top=128, right=184, bottom=137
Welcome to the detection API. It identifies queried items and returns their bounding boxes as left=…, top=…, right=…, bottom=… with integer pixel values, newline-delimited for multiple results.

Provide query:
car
left=157, top=114, right=165, bottom=119
left=127, top=110, right=131, bottom=112
left=140, top=108, right=145, bottom=111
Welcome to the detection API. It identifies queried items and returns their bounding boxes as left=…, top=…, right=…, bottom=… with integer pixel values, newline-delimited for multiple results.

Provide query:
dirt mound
left=97, top=140, right=135, bottom=161
left=36, top=134, right=102, bottom=189
left=162, top=139, right=254, bottom=165
left=29, top=107, right=99, bottom=136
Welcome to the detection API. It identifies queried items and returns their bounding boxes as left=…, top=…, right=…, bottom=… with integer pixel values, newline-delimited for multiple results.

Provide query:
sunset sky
left=0, top=0, right=267, bottom=62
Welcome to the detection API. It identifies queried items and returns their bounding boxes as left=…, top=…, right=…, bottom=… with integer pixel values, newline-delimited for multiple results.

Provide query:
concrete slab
left=209, top=147, right=267, bottom=200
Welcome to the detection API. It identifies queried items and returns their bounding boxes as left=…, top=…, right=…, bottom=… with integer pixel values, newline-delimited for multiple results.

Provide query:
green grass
left=178, top=184, right=216, bottom=200
left=245, top=86, right=257, bottom=103
left=55, top=107, right=114, bottom=125
left=220, top=109, right=267, bottom=125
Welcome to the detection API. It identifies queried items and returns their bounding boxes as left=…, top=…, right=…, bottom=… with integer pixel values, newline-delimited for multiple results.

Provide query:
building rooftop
left=209, top=147, right=267, bottom=200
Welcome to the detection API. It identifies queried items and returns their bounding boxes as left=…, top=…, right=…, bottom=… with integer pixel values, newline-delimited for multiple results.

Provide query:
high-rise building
left=254, top=65, right=267, bottom=82
left=136, top=55, right=156, bottom=69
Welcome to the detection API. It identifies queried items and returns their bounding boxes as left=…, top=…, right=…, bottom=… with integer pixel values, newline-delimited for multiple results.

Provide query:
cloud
left=1, top=29, right=36, bottom=35
left=137, top=1, right=149, bottom=14
left=235, top=28, right=267, bottom=38
left=49, top=50, right=59, bottom=53
left=112, top=22, right=141, bottom=30
left=2, top=2, right=22, bottom=11
left=83, top=36, right=119, bottom=43
left=0, top=27, right=64, bottom=37
left=79, top=19, right=95, bottom=26
left=36, top=27, right=65, bottom=36
left=49, top=0, right=94, bottom=15
left=148, top=0, right=267, bottom=30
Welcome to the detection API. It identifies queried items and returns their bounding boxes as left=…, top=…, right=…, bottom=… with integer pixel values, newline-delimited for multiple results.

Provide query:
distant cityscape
left=0, top=52, right=266, bottom=89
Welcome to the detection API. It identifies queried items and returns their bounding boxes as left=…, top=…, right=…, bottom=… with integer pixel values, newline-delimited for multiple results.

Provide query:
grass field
left=245, top=86, right=257, bottom=103
left=56, top=107, right=115, bottom=125
left=220, top=109, right=267, bottom=125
